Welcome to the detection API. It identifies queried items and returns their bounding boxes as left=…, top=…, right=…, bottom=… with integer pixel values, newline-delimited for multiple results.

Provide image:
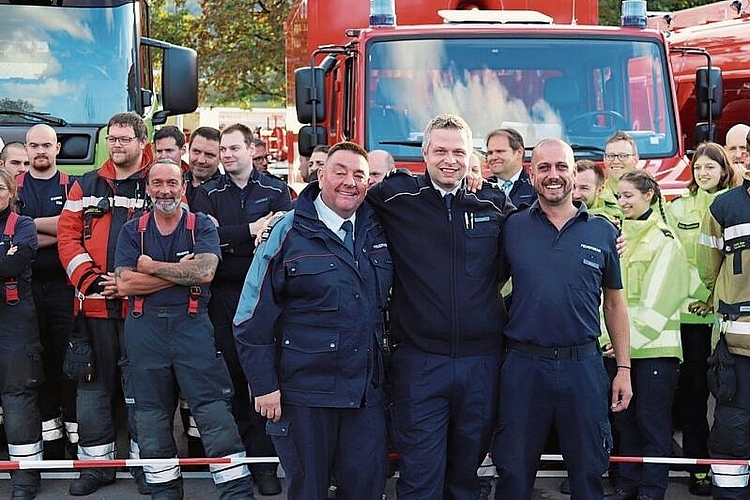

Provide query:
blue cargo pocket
left=266, top=418, right=302, bottom=474
left=598, top=420, right=614, bottom=471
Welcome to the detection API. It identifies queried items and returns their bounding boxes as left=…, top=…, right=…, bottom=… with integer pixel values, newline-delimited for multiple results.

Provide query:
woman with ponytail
left=666, top=142, right=737, bottom=496
left=602, top=169, right=689, bottom=500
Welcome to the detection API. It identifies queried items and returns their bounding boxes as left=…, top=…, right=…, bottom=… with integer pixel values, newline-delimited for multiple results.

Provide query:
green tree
left=599, top=0, right=722, bottom=26
left=150, top=0, right=291, bottom=106
left=198, top=0, right=290, bottom=106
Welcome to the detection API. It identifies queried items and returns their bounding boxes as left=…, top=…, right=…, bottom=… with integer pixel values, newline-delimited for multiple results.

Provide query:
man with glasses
left=601, top=131, right=639, bottom=208
left=252, top=139, right=270, bottom=174
left=58, top=112, right=154, bottom=496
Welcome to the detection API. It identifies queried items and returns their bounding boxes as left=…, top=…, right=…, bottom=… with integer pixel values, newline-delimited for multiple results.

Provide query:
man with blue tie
left=485, top=128, right=537, bottom=208
left=234, top=141, right=393, bottom=500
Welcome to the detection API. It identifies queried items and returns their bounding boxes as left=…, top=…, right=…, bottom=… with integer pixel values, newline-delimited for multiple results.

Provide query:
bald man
left=367, top=149, right=395, bottom=187
left=20, top=125, right=78, bottom=460
left=725, top=123, right=750, bottom=174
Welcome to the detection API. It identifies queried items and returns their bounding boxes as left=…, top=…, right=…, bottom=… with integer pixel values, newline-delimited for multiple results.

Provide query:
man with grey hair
left=367, top=114, right=513, bottom=500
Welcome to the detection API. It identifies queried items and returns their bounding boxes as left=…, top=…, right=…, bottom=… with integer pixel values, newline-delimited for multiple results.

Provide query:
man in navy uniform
left=234, top=141, right=392, bottom=499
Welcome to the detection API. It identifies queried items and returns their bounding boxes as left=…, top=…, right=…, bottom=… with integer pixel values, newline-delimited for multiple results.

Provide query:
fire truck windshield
left=366, top=35, right=677, bottom=161
left=0, top=4, right=137, bottom=125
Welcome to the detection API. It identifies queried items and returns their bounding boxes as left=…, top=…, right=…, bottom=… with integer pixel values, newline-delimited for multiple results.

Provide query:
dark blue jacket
left=366, top=170, right=511, bottom=357
left=0, top=208, right=38, bottom=302
left=190, top=169, right=291, bottom=284
left=233, top=182, right=393, bottom=408
left=488, top=168, right=537, bottom=208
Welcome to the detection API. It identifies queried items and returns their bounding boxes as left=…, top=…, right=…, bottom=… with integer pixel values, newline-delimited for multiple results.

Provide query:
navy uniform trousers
left=391, top=344, right=500, bottom=500
left=492, top=345, right=612, bottom=500
left=124, top=305, right=253, bottom=499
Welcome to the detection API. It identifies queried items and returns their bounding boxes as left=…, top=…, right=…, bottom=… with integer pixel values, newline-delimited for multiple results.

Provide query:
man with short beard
left=114, top=159, right=255, bottom=500
left=57, top=112, right=153, bottom=496
left=186, top=126, right=222, bottom=205
left=19, top=124, right=78, bottom=461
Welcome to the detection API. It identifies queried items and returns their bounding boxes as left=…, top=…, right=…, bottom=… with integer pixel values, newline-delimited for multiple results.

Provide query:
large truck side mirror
left=298, top=125, right=327, bottom=157
left=152, top=43, right=198, bottom=125
left=695, top=67, right=723, bottom=121
left=295, top=68, right=326, bottom=124
left=695, top=122, right=717, bottom=144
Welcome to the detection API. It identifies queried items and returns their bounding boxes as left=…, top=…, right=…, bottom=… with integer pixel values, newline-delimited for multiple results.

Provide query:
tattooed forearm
left=150, top=253, right=219, bottom=286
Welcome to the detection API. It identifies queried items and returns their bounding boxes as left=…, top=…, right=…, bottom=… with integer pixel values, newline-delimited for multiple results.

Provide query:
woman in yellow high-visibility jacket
left=666, top=142, right=737, bottom=495
left=603, top=169, right=689, bottom=500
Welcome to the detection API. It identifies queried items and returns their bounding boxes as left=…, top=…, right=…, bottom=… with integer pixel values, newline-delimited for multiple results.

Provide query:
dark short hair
left=0, top=141, right=25, bottom=161
left=327, top=141, right=368, bottom=162
left=189, top=126, right=220, bottom=147
left=108, top=112, right=148, bottom=140
left=312, top=145, right=330, bottom=155
left=154, top=125, right=186, bottom=148
left=253, top=139, right=267, bottom=149
left=485, top=128, right=525, bottom=151
left=221, top=123, right=254, bottom=147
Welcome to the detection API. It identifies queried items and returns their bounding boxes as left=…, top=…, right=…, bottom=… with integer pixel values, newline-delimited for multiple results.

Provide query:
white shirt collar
left=431, top=181, right=460, bottom=198
left=313, top=194, right=356, bottom=240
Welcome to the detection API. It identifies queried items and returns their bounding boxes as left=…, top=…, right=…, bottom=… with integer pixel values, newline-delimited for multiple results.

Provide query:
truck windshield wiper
left=0, top=109, right=68, bottom=127
left=379, top=140, right=422, bottom=147
left=569, top=144, right=605, bottom=155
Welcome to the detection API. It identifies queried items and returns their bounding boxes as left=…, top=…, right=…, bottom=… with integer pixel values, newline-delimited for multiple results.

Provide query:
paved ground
left=0, top=406, right=715, bottom=498
left=0, top=471, right=706, bottom=499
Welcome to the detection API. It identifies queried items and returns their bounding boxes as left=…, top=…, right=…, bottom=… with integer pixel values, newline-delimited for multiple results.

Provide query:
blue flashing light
left=621, top=0, right=648, bottom=28
left=370, top=0, right=396, bottom=27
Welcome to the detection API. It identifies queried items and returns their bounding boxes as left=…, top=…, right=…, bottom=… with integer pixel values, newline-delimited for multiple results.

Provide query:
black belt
left=505, top=339, right=600, bottom=360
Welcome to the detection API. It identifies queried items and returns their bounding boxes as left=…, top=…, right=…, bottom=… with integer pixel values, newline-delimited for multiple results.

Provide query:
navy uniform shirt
left=190, top=170, right=292, bottom=284
left=17, top=171, right=75, bottom=280
left=115, top=210, right=220, bottom=309
left=501, top=201, right=622, bottom=347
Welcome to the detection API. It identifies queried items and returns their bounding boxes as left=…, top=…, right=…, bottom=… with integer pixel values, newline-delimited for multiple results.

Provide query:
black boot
left=43, top=438, right=65, bottom=460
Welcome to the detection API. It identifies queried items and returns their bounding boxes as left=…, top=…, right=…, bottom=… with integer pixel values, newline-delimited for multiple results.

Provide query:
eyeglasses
left=604, top=153, right=635, bottom=161
left=253, top=155, right=270, bottom=162
left=106, top=136, right=138, bottom=145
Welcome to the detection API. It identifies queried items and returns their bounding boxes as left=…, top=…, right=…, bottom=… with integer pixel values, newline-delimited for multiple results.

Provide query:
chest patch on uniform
left=677, top=222, right=700, bottom=230
left=580, top=243, right=602, bottom=253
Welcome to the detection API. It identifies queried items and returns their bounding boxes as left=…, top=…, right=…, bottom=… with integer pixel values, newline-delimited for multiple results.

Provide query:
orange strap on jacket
left=3, top=211, right=20, bottom=305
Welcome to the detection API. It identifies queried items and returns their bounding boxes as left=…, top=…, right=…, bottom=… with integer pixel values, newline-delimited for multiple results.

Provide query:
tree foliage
left=149, top=0, right=290, bottom=107
left=599, top=0, right=724, bottom=25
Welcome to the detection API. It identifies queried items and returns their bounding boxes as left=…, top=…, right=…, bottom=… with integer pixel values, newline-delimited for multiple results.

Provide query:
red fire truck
left=285, top=0, right=720, bottom=195
left=650, top=0, right=750, bottom=149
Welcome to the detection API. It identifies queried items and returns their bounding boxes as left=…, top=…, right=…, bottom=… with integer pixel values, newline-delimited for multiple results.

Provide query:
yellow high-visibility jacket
left=602, top=210, right=688, bottom=360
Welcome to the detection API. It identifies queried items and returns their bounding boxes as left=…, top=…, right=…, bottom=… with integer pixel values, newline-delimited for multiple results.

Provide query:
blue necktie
left=341, top=220, right=354, bottom=255
left=444, top=193, right=454, bottom=209
left=502, top=180, right=513, bottom=195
